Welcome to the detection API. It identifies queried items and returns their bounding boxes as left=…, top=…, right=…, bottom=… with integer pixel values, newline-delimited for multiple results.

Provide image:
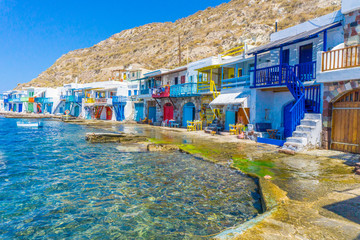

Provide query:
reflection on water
left=0, top=119, right=261, bottom=239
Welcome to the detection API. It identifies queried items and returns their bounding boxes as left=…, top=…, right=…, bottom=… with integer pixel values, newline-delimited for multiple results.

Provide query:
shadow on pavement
left=324, top=196, right=360, bottom=225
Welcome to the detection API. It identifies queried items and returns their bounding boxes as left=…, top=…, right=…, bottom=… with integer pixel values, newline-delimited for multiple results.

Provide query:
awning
left=247, top=22, right=341, bottom=54
left=209, top=92, right=249, bottom=107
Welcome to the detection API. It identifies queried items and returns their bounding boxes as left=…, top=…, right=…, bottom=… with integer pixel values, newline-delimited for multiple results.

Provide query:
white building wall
left=252, top=89, right=294, bottom=130
left=342, top=0, right=360, bottom=14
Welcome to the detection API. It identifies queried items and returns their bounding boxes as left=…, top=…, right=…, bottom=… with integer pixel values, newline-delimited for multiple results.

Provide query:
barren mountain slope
left=18, top=0, right=340, bottom=88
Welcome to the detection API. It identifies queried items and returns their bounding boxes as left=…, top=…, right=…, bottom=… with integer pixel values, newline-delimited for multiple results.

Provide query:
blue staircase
left=284, top=65, right=306, bottom=138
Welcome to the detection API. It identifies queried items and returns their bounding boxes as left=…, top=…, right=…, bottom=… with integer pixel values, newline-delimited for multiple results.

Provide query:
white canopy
left=209, top=92, right=249, bottom=107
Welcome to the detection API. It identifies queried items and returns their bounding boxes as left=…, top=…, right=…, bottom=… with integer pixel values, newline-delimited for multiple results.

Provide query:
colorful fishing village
left=1, top=0, right=360, bottom=239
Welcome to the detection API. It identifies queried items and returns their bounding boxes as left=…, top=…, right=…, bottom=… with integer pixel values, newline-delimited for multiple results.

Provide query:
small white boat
left=17, top=122, right=43, bottom=127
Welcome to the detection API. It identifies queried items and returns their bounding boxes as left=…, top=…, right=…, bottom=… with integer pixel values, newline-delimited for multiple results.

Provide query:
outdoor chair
left=161, top=119, right=169, bottom=127
left=187, top=121, right=196, bottom=131
left=229, top=124, right=237, bottom=135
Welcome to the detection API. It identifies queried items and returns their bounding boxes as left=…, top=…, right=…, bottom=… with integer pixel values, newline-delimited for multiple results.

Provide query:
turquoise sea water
left=0, top=117, right=262, bottom=239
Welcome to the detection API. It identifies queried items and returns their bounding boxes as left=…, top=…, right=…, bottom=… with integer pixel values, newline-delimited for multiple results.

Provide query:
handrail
left=170, top=83, right=198, bottom=97
left=322, top=44, right=360, bottom=71
left=294, top=61, right=316, bottom=81
left=252, top=63, right=316, bottom=88
left=285, top=65, right=305, bottom=137
left=221, top=75, right=250, bottom=89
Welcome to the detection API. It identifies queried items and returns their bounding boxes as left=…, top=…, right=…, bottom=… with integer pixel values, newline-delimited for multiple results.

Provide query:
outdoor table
left=266, top=129, right=278, bottom=139
left=169, top=120, right=176, bottom=127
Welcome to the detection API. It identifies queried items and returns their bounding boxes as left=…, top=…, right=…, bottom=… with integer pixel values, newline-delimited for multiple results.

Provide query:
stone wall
left=344, top=10, right=360, bottom=46
left=322, top=80, right=360, bottom=148
left=156, top=96, right=202, bottom=125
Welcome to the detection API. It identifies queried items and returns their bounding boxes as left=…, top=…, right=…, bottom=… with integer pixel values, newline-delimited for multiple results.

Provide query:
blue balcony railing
left=112, top=96, right=128, bottom=103
left=61, top=95, right=83, bottom=102
left=10, top=98, right=21, bottom=102
left=252, top=62, right=316, bottom=88
left=35, top=97, right=53, bottom=104
left=221, top=75, right=250, bottom=90
left=140, top=89, right=152, bottom=95
left=295, top=61, right=316, bottom=82
left=170, top=83, right=199, bottom=97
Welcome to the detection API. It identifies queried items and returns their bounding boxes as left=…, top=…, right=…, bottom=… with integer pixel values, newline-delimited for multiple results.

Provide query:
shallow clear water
left=0, top=117, right=262, bottom=239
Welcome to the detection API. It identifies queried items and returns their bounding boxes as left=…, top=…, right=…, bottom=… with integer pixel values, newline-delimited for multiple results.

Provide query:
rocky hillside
left=18, top=0, right=340, bottom=89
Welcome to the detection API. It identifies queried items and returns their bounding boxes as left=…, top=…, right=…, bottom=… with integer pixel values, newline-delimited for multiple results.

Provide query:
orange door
left=106, top=107, right=112, bottom=120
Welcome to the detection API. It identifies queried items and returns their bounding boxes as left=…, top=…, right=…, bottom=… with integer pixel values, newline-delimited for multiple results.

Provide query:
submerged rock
left=116, top=143, right=148, bottom=152
left=85, top=133, right=147, bottom=143
left=147, top=144, right=179, bottom=152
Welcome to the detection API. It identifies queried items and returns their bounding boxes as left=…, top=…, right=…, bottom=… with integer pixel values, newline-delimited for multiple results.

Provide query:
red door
left=163, top=103, right=174, bottom=121
left=181, top=75, right=186, bottom=84
left=106, top=107, right=112, bottom=120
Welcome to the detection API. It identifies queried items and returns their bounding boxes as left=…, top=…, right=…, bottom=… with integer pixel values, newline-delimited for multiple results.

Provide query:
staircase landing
left=283, top=113, right=322, bottom=152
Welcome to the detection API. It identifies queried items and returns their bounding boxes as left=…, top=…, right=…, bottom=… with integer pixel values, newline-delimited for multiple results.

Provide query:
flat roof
left=247, top=22, right=342, bottom=54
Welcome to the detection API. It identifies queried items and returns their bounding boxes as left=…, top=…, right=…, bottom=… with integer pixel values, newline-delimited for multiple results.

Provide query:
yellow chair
left=187, top=121, right=195, bottom=131
left=229, top=124, right=237, bottom=135
left=194, top=120, right=202, bottom=131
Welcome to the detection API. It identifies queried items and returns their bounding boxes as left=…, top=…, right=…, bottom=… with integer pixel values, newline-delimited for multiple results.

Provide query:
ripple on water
left=0, top=118, right=262, bottom=239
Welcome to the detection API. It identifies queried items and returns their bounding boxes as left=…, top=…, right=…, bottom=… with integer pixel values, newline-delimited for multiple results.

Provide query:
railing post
left=279, top=47, right=283, bottom=84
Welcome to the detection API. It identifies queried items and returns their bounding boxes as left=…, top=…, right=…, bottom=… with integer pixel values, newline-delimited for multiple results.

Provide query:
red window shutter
left=181, top=76, right=185, bottom=84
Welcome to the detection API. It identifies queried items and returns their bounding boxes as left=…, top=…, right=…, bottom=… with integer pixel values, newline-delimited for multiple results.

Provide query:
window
left=282, top=49, right=290, bottom=65
left=181, top=76, right=185, bottom=84
left=128, top=90, right=132, bottom=96
left=190, top=76, right=193, bottom=82
left=134, top=90, right=138, bottom=96
left=174, top=77, right=178, bottom=85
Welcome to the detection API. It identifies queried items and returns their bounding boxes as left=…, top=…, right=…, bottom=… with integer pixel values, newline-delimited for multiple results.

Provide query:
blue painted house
left=248, top=11, right=344, bottom=150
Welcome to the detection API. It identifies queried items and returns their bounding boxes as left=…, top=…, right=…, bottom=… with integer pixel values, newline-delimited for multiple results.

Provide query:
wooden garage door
left=331, top=89, right=360, bottom=153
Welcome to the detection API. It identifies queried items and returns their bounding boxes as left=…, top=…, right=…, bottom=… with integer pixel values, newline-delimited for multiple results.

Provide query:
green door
left=28, top=103, right=34, bottom=112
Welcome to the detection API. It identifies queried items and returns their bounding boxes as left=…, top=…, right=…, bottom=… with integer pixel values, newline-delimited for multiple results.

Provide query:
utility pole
left=178, top=34, right=181, bottom=66
left=186, top=46, right=189, bottom=65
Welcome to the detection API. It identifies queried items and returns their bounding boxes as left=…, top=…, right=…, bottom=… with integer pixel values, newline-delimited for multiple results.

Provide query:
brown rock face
left=147, top=144, right=180, bottom=152
left=85, top=133, right=147, bottom=143
left=17, top=0, right=340, bottom=89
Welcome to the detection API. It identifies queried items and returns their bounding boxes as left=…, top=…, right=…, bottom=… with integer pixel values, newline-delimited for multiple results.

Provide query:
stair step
left=300, top=119, right=318, bottom=126
left=283, top=142, right=304, bottom=151
left=304, top=113, right=321, bottom=120
left=292, top=131, right=310, bottom=138
left=296, top=125, right=315, bottom=132
left=286, top=137, right=307, bottom=144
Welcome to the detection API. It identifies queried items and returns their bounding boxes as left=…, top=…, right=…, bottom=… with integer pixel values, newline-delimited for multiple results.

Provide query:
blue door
left=135, top=103, right=144, bottom=122
left=148, top=106, right=156, bottom=123
left=182, top=102, right=195, bottom=127
left=74, top=105, right=80, bottom=117
left=47, top=104, right=52, bottom=114
left=225, top=111, right=236, bottom=131
left=18, top=103, right=22, bottom=112
left=284, top=101, right=295, bottom=138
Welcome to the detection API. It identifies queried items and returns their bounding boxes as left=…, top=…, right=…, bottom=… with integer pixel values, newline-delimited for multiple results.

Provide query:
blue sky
left=0, top=0, right=228, bottom=92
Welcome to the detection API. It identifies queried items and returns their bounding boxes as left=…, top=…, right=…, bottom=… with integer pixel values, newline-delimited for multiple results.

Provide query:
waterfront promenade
left=76, top=121, right=360, bottom=240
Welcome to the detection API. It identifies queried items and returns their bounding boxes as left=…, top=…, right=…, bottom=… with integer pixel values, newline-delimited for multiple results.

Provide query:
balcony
left=139, top=88, right=152, bottom=96
left=10, top=98, right=21, bottom=102
left=252, top=62, right=316, bottom=88
left=112, top=96, right=128, bottom=103
left=322, top=44, right=360, bottom=71
left=170, top=83, right=199, bottom=97
left=35, top=97, right=53, bottom=104
left=95, top=98, right=107, bottom=104
left=20, top=97, right=29, bottom=102
left=61, top=95, right=84, bottom=103
left=221, top=75, right=250, bottom=90
left=152, top=85, right=170, bottom=98
left=84, top=98, right=95, bottom=104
